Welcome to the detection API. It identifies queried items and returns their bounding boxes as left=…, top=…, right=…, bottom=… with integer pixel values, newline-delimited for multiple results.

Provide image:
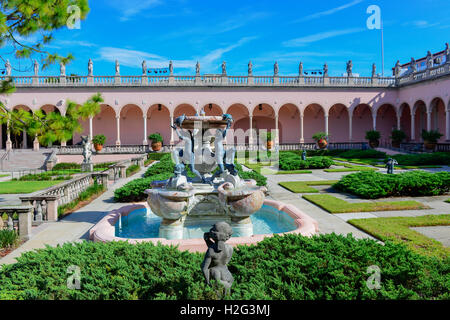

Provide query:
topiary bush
left=333, top=171, right=450, bottom=199
left=389, top=152, right=450, bottom=166
left=338, top=149, right=386, bottom=159
left=0, top=233, right=448, bottom=300
left=279, top=153, right=334, bottom=171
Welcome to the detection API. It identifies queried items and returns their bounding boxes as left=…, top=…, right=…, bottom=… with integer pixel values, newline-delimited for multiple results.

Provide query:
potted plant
left=92, top=134, right=106, bottom=152
left=390, top=129, right=407, bottom=148
left=312, top=132, right=328, bottom=149
left=148, top=133, right=163, bottom=151
left=365, top=130, right=380, bottom=148
left=261, top=131, right=275, bottom=150
left=421, top=130, right=443, bottom=150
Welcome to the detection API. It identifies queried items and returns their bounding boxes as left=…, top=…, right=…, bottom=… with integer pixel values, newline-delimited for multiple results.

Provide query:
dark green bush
left=93, top=162, right=117, bottom=169
left=53, top=162, right=80, bottom=170
left=143, top=154, right=174, bottom=178
left=389, top=152, right=450, bottom=166
left=126, top=164, right=140, bottom=177
left=58, top=182, right=105, bottom=217
left=114, top=173, right=173, bottom=202
left=279, top=153, right=334, bottom=170
left=0, top=233, right=448, bottom=300
left=0, top=229, right=18, bottom=249
left=147, top=152, right=170, bottom=161
left=334, top=171, right=450, bottom=199
left=339, top=149, right=386, bottom=159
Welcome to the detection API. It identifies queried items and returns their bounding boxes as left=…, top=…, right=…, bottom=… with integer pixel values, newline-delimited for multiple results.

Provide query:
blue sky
left=3, top=0, right=450, bottom=77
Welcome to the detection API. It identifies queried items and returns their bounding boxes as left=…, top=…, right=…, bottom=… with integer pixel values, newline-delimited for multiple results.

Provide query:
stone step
left=1, top=149, right=51, bottom=171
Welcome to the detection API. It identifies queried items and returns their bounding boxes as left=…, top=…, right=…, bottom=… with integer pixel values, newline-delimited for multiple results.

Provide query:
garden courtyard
left=0, top=148, right=449, bottom=300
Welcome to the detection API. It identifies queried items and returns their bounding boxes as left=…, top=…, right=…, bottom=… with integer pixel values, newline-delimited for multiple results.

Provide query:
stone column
left=446, top=110, right=450, bottom=141
left=143, top=115, right=148, bottom=146
left=349, top=110, right=353, bottom=141
left=33, top=136, right=39, bottom=151
left=249, top=115, right=253, bottom=145
left=115, top=116, right=121, bottom=146
left=22, top=129, right=27, bottom=149
left=46, top=199, right=59, bottom=221
left=372, top=112, right=377, bottom=131
left=274, top=115, right=279, bottom=144
left=89, top=116, right=93, bottom=140
left=324, top=115, right=329, bottom=136
left=411, top=110, right=416, bottom=141
left=300, top=114, right=304, bottom=143
left=426, top=111, right=432, bottom=131
left=18, top=207, right=33, bottom=241
left=397, top=111, right=401, bottom=130
left=6, top=120, right=12, bottom=151
left=170, top=115, right=174, bottom=145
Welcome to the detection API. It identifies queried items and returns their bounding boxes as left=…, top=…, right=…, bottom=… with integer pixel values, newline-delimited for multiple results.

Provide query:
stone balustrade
left=396, top=63, right=450, bottom=87
left=0, top=205, right=34, bottom=240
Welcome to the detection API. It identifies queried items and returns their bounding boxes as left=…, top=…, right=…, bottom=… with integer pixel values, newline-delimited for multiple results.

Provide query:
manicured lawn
left=0, top=180, right=65, bottom=194
left=348, top=214, right=450, bottom=259
left=0, top=174, right=10, bottom=178
left=302, top=194, right=429, bottom=213
left=324, top=166, right=377, bottom=172
left=245, top=164, right=312, bottom=175
left=279, top=180, right=338, bottom=193
left=333, top=157, right=381, bottom=166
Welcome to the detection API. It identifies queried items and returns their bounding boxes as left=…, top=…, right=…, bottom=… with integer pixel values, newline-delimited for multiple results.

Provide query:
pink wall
left=304, top=104, right=325, bottom=143
left=329, top=104, right=349, bottom=142
left=376, top=104, right=397, bottom=144
left=120, top=105, right=144, bottom=145
left=352, top=104, right=373, bottom=142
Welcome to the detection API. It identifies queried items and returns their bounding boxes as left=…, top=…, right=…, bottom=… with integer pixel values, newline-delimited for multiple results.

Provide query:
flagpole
left=381, top=18, right=384, bottom=77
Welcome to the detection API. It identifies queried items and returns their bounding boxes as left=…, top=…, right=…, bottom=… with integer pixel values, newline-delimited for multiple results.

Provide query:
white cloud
left=283, top=28, right=365, bottom=47
left=293, top=0, right=364, bottom=23
left=402, top=20, right=440, bottom=29
left=108, top=0, right=162, bottom=21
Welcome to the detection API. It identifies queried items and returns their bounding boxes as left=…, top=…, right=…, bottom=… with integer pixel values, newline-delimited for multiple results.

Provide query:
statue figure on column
left=372, top=63, right=377, bottom=78
left=299, top=62, right=304, bottom=76
left=274, top=61, right=279, bottom=76
left=410, top=57, right=417, bottom=73
left=210, top=115, right=234, bottom=184
left=394, top=60, right=401, bottom=78
left=5, top=60, right=11, bottom=77
left=248, top=60, right=253, bottom=76
left=195, top=61, right=200, bottom=75
left=323, top=63, right=328, bottom=77
left=426, top=51, right=433, bottom=69
left=60, top=61, right=66, bottom=76
left=115, top=60, right=120, bottom=75
left=142, top=60, right=147, bottom=75
left=385, top=158, right=398, bottom=174
left=346, top=60, right=353, bottom=77
left=445, top=43, right=450, bottom=63
left=88, top=59, right=93, bottom=76
left=169, top=60, right=173, bottom=75
left=33, top=60, right=39, bottom=76
left=221, top=61, right=227, bottom=75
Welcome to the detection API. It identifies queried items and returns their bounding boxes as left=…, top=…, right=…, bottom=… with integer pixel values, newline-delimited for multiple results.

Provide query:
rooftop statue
left=299, top=62, right=303, bottom=76
left=201, top=221, right=234, bottom=295
left=446, top=43, right=450, bottom=62
left=221, top=61, right=227, bottom=75
left=372, top=63, right=377, bottom=78
left=323, top=63, right=328, bottom=77
left=142, top=60, right=147, bottom=75
left=394, top=60, right=401, bottom=78
left=196, top=61, right=200, bottom=75
left=248, top=61, right=253, bottom=76
left=88, top=59, right=93, bottom=76
left=115, top=60, right=120, bottom=75
left=33, top=60, right=39, bottom=76
left=274, top=61, right=279, bottom=76
left=426, top=51, right=433, bottom=69
left=60, top=61, right=66, bottom=76
left=410, top=57, right=417, bottom=73
left=169, top=60, right=174, bottom=75
left=346, top=60, right=353, bottom=77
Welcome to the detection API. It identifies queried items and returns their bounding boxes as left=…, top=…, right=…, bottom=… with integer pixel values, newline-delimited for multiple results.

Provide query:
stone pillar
left=142, top=75, right=148, bottom=85
left=6, top=120, right=12, bottom=151
left=372, top=112, right=377, bottom=131
left=33, top=136, right=39, bottom=151
left=411, top=110, right=416, bottom=141
left=46, top=199, right=59, bottom=221
left=300, top=114, right=304, bottom=143
left=143, top=115, right=148, bottom=146
left=115, top=116, right=121, bottom=146
left=87, top=75, right=93, bottom=85
left=89, top=116, right=93, bottom=140
left=170, top=115, right=174, bottom=145
left=230, top=216, right=253, bottom=237
left=248, top=75, right=254, bottom=85
left=349, top=115, right=353, bottom=142
left=273, top=76, right=279, bottom=85
left=274, top=115, right=279, bottom=144
left=22, top=129, right=27, bottom=149
left=324, top=115, right=329, bottom=135
left=61, top=140, right=67, bottom=147
left=18, top=207, right=33, bottom=241
left=249, top=115, right=253, bottom=145
left=397, top=111, right=401, bottom=130
left=446, top=110, right=450, bottom=141
left=426, top=111, right=432, bottom=131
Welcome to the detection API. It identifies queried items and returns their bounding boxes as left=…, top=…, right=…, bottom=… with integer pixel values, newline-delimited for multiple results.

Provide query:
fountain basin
left=89, top=200, right=319, bottom=253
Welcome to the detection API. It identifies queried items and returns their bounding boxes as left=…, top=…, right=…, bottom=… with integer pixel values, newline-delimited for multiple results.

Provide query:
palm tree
left=77, top=93, right=104, bottom=140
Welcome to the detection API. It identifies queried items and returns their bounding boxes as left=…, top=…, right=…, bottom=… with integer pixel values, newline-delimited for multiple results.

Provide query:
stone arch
left=92, top=105, right=117, bottom=146
left=252, top=103, right=279, bottom=143
left=399, top=103, right=411, bottom=141
left=303, top=103, right=325, bottom=143
left=201, top=103, right=223, bottom=116
left=40, top=104, right=61, bottom=115
left=413, top=100, right=427, bottom=141
left=376, top=104, right=397, bottom=144
left=147, top=104, right=171, bottom=146
left=174, top=104, right=196, bottom=118
left=5, top=105, right=33, bottom=149
left=226, top=104, right=250, bottom=144
left=429, top=97, right=446, bottom=142
left=120, top=104, right=144, bottom=145
left=278, top=103, right=300, bottom=143
left=328, top=104, right=349, bottom=143
left=351, top=104, right=373, bottom=142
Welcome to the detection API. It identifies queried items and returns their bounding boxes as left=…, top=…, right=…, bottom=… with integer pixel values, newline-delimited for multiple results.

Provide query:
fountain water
left=144, top=114, right=267, bottom=240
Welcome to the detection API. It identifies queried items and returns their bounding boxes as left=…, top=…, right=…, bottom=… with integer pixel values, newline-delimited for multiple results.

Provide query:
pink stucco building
left=2, top=45, right=450, bottom=149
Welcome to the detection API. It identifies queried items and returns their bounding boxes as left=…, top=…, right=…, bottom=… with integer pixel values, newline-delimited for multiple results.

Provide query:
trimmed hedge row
left=279, top=152, right=334, bottom=171
left=338, top=149, right=386, bottom=159
left=0, top=233, right=448, bottom=300
left=389, top=152, right=450, bottom=166
left=333, top=171, right=450, bottom=199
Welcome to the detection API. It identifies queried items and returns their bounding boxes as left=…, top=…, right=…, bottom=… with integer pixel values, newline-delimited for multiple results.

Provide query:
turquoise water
left=115, top=205, right=297, bottom=239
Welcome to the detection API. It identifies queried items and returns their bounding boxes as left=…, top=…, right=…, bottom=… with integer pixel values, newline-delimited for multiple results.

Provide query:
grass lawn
left=245, top=164, right=311, bottom=175
left=324, top=166, right=377, bottom=172
left=0, top=180, right=65, bottom=194
left=348, top=215, right=450, bottom=258
left=332, top=157, right=381, bottom=166
left=279, top=180, right=338, bottom=193
left=0, top=174, right=9, bottom=178
left=302, top=194, right=429, bottom=213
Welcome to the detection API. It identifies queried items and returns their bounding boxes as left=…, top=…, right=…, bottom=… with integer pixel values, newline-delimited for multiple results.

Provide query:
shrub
left=58, top=182, right=105, bottom=217
left=312, top=131, right=328, bottom=141
left=53, top=162, right=80, bottom=170
left=93, top=162, right=117, bottom=169
left=389, top=152, right=450, bottom=166
left=126, top=164, right=140, bottom=177
left=421, top=130, right=443, bottom=143
left=279, top=153, right=334, bottom=171
left=143, top=154, right=174, bottom=178
left=390, top=130, right=407, bottom=143
left=92, top=134, right=106, bottom=145
left=365, top=130, right=380, bottom=141
left=114, top=173, right=172, bottom=202
left=147, top=152, right=170, bottom=161
left=338, top=149, right=386, bottom=159
left=0, top=233, right=448, bottom=300
left=148, top=133, right=163, bottom=143
left=0, top=229, right=18, bottom=249
left=333, top=171, right=450, bottom=199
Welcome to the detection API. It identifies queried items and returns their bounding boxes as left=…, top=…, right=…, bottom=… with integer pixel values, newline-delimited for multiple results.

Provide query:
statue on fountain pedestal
left=210, top=115, right=233, bottom=184
left=81, top=135, right=93, bottom=172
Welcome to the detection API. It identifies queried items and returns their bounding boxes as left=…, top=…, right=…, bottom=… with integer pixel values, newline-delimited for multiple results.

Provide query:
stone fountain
left=145, top=113, right=267, bottom=240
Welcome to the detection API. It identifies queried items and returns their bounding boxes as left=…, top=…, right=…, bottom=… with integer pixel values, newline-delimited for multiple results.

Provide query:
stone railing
left=396, top=63, right=450, bottom=87
left=1, top=74, right=397, bottom=88
left=0, top=205, right=34, bottom=240
left=101, top=154, right=146, bottom=182
left=57, top=145, right=150, bottom=155
left=400, top=142, right=450, bottom=153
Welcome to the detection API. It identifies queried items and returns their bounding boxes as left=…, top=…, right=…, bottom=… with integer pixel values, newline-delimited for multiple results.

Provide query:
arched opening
left=430, top=97, right=446, bottom=142
left=226, top=104, right=250, bottom=145
left=399, top=103, right=411, bottom=141
left=40, top=104, right=62, bottom=146
left=3, top=105, right=33, bottom=149
left=92, top=105, right=117, bottom=146
left=120, top=104, right=144, bottom=145
left=252, top=103, right=279, bottom=143
left=328, top=104, right=349, bottom=142
left=303, top=103, right=325, bottom=143
left=278, top=104, right=300, bottom=144
left=352, top=104, right=373, bottom=142
left=174, top=104, right=196, bottom=118
left=413, top=100, right=427, bottom=141
left=376, top=104, right=397, bottom=145
left=147, top=104, right=170, bottom=146
left=202, top=103, right=223, bottom=117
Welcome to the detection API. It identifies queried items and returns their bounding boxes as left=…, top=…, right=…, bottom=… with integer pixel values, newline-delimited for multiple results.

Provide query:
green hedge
left=389, top=152, right=450, bottom=166
left=58, top=182, right=105, bottom=217
left=126, top=164, right=140, bottom=177
left=0, top=233, right=448, bottom=300
left=52, top=162, right=117, bottom=171
left=334, top=171, right=450, bottom=199
left=339, top=149, right=386, bottom=159
left=279, top=153, right=334, bottom=171
left=147, top=152, right=170, bottom=161
left=114, top=173, right=173, bottom=202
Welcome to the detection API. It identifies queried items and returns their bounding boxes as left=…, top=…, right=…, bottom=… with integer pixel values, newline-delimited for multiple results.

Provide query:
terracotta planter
left=94, top=144, right=103, bottom=152
left=369, top=140, right=379, bottom=148
left=151, top=141, right=162, bottom=152
left=424, top=141, right=436, bottom=151
left=266, top=140, right=274, bottom=150
left=317, top=139, right=328, bottom=149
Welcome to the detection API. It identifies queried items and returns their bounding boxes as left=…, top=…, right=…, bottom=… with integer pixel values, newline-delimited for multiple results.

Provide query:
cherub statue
left=385, top=158, right=398, bottom=174
left=81, top=136, right=92, bottom=164
left=201, top=221, right=234, bottom=295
